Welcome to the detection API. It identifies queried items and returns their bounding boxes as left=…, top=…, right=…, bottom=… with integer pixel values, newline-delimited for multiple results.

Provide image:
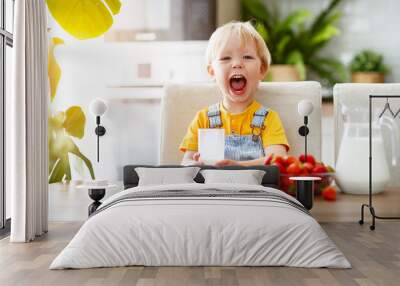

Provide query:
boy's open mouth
left=229, top=74, right=247, bottom=94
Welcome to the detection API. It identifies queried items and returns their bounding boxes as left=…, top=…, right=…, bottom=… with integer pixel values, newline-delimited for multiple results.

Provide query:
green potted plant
left=46, top=0, right=122, bottom=183
left=241, top=0, right=346, bottom=85
left=350, top=50, right=389, bottom=83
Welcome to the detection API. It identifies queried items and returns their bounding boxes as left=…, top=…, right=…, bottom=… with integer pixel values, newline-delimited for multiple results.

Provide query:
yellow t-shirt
left=179, top=100, right=290, bottom=153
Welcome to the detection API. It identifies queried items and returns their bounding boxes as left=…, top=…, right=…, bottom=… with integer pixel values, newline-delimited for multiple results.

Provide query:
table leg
left=295, top=180, right=314, bottom=210
left=88, top=188, right=105, bottom=216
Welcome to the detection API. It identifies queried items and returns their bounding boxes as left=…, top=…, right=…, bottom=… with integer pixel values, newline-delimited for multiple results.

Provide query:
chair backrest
left=160, top=81, right=322, bottom=164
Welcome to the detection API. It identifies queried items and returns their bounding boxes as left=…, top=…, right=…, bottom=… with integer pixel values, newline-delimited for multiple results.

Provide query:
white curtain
left=10, top=0, right=48, bottom=242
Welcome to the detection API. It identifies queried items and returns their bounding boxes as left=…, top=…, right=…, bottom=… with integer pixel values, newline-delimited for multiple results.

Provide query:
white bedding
left=50, top=183, right=351, bottom=269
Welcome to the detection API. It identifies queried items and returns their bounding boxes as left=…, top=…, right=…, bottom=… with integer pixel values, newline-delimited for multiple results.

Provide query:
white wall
left=267, top=0, right=400, bottom=82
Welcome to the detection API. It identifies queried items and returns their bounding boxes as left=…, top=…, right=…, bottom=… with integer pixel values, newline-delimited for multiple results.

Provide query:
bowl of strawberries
left=264, top=154, right=336, bottom=200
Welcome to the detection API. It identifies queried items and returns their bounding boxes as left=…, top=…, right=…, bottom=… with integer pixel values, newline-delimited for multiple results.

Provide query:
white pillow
left=200, top=169, right=266, bottom=185
left=135, top=167, right=200, bottom=186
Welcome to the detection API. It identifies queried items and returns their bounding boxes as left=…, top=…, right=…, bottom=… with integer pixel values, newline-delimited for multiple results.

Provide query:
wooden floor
left=312, top=187, right=400, bottom=222
left=1, top=221, right=400, bottom=286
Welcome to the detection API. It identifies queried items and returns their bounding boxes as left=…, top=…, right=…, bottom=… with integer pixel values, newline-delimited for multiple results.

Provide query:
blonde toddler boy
left=180, top=21, right=289, bottom=166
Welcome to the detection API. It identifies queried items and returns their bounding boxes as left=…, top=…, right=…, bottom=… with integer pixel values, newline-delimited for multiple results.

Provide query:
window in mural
left=0, top=0, right=14, bottom=232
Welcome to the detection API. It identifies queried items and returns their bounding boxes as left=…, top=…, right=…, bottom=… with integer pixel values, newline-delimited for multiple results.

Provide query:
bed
left=50, top=165, right=350, bottom=269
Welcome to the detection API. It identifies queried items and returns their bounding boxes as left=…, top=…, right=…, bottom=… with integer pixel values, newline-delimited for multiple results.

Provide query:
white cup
left=198, top=128, right=225, bottom=165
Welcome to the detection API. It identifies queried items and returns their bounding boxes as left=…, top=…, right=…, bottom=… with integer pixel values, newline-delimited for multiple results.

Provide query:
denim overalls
left=207, top=103, right=269, bottom=161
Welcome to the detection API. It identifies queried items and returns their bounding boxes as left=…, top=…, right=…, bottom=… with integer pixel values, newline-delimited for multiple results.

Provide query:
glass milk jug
left=335, top=106, right=400, bottom=194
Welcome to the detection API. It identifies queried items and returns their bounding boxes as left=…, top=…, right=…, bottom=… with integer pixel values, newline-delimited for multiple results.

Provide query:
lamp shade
left=89, top=98, right=107, bottom=116
left=298, top=100, right=314, bottom=117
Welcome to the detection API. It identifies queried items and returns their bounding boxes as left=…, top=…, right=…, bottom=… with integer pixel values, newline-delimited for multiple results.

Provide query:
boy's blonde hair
left=206, top=21, right=271, bottom=69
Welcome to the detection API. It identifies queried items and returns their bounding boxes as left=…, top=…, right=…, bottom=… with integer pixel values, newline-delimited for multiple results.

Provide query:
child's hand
left=214, top=159, right=241, bottom=167
left=192, top=152, right=204, bottom=165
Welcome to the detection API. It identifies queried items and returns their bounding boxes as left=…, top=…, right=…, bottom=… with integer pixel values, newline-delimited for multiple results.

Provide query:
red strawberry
left=282, top=156, right=289, bottom=166
left=280, top=176, right=291, bottom=191
left=303, top=162, right=314, bottom=172
left=264, top=154, right=273, bottom=165
left=273, top=162, right=286, bottom=174
left=287, top=162, right=302, bottom=175
left=322, top=186, right=336, bottom=201
left=312, top=164, right=328, bottom=174
left=299, top=154, right=316, bottom=165
left=286, top=155, right=299, bottom=166
left=307, top=155, right=316, bottom=166
left=300, top=167, right=310, bottom=176
left=272, top=155, right=286, bottom=166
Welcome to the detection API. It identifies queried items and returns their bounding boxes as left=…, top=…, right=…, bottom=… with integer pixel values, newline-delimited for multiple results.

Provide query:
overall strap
left=207, top=103, right=222, bottom=128
left=251, top=106, right=269, bottom=128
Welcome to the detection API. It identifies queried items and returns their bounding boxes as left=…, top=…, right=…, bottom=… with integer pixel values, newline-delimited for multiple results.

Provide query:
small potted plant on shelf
left=241, top=0, right=346, bottom=85
left=350, top=50, right=389, bottom=83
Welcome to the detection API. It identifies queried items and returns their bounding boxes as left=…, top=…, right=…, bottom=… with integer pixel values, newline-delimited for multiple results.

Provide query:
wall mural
left=46, top=0, right=122, bottom=183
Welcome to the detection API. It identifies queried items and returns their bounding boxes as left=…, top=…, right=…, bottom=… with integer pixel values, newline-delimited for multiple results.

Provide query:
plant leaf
left=105, top=0, right=121, bottom=14
left=255, top=22, right=269, bottom=42
left=49, top=159, right=63, bottom=183
left=63, top=106, right=86, bottom=139
left=48, top=133, right=95, bottom=183
left=276, top=9, right=311, bottom=34
left=275, top=35, right=291, bottom=63
left=309, top=25, right=340, bottom=46
left=64, top=155, right=72, bottom=181
left=48, top=109, right=94, bottom=183
left=350, top=50, right=389, bottom=73
left=49, top=154, right=57, bottom=174
left=307, top=11, right=341, bottom=47
left=69, top=144, right=96, bottom=180
left=48, top=37, right=64, bottom=102
left=49, top=135, right=58, bottom=174
left=309, top=0, right=342, bottom=34
left=241, top=0, right=272, bottom=20
left=46, top=0, right=122, bottom=39
left=287, top=50, right=306, bottom=80
left=308, top=57, right=347, bottom=85
left=48, top=155, right=70, bottom=184
left=49, top=111, right=66, bottom=130
left=241, top=0, right=273, bottom=30
left=241, top=0, right=344, bottom=84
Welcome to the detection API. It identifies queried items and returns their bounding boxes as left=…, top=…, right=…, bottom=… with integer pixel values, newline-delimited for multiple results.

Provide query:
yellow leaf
left=52, top=37, right=64, bottom=45
left=105, top=0, right=121, bottom=15
left=52, top=111, right=66, bottom=128
left=70, top=144, right=96, bottom=180
left=48, top=37, right=64, bottom=102
left=63, top=106, right=86, bottom=139
left=48, top=109, right=95, bottom=183
left=51, top=131, right=75, bottom=156
left=46, top=0, right=122, bottom=40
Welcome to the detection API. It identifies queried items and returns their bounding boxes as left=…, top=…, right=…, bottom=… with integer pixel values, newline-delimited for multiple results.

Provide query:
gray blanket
left=92, top=189, right=310, bottom=217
